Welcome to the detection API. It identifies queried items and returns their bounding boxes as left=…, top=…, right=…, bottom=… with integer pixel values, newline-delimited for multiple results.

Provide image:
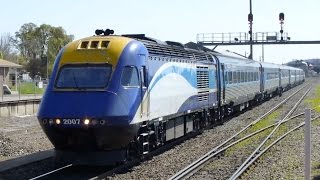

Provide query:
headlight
left=84, top=119, right=90, bottom=125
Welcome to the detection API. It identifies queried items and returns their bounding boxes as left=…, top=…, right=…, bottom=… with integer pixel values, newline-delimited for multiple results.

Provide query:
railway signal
left=279, top=13, right=285, bottom=41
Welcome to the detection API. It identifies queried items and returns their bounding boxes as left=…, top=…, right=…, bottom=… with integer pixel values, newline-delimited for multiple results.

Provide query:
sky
left=1, top=0, right=320, bottom=64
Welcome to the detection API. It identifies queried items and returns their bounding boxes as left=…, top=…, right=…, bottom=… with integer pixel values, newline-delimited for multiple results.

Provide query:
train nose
left=39, top=91, right=119, bottom=118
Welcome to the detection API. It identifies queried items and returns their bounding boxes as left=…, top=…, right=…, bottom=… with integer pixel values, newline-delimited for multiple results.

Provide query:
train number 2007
left=63, top=119, right=80, bottom=125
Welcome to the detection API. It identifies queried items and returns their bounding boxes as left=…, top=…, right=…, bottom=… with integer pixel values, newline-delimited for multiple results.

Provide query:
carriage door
left=259, top=66, right=264, bottom=93
left=139, top=55, right=149, bottom=119
left=279, top=68, right=281, bottom=88
left=288, top=70, right=291, bottom=84
left=221, top=64, right=226, bottom=100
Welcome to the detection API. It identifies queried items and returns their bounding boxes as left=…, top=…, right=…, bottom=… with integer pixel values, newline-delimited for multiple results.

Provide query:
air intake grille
left=197, top=66, right=209, bottom=102
left=143, top=41, right=210, bottom=61
left=198, top=91, right=209, bottom=101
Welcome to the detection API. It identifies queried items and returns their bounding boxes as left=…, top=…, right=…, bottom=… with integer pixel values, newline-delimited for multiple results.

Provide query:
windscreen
left=55, top=64, right=112, bottom=89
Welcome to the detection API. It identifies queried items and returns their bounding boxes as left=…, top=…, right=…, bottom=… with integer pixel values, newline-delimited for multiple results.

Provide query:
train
left=37, top=29, right=305, bottom=165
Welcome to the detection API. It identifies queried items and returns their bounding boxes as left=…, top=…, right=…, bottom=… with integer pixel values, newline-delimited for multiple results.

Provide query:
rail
left=29, top=164, right=73, bottom=180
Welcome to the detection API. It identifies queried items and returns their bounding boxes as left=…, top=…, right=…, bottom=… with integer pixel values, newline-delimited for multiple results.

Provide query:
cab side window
left=121, top=66, right=139, bottom=87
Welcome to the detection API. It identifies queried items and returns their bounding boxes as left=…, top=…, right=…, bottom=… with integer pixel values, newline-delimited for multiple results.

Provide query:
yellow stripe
left=59, top=36, right=132, bottom=68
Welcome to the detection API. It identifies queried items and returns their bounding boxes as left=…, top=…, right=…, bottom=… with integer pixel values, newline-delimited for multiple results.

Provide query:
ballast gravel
left=0, top=115, right=53, bottom=161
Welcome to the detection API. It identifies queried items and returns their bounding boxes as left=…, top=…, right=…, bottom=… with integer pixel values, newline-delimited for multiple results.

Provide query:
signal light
left=279, top=13, right=284, bottom=21
left=248, top=13, right=253, bottom=22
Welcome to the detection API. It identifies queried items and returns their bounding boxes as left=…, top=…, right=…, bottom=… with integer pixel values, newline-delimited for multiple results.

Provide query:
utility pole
left=248, top=0, right=253, bottom=59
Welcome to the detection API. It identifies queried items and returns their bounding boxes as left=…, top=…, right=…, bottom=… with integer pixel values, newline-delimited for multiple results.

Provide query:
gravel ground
left=110, top=79, right=318, bottom=179
left=0, top=115, right=53, bottom=161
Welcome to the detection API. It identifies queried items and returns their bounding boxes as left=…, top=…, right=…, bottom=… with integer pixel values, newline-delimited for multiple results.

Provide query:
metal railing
left=197, top=32, right=290, bottom=44
left=1, top=80, right=45, bottom=102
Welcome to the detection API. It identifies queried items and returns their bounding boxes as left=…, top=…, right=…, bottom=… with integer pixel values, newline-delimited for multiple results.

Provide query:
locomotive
left=37, top=29, right=305, bottom=164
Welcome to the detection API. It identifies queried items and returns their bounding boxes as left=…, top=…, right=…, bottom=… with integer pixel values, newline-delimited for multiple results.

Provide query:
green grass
left=305, top=85, right=320, bottom=112
left=225, top=110, right=281, bottom=155
left=312, top=162, right=320, bottom=179
left=250, top=111, right=281, bottom=132
left=312, top=118, right=320, bottom=126
left=13, top=82, right=45, bottom=94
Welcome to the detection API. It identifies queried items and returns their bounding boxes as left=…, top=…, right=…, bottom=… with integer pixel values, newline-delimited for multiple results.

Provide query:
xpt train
left=38, top=30, right=305, bottom=164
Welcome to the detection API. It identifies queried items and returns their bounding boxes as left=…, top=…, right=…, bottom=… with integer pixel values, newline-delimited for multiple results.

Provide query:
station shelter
left=0, top=58, right=22, bottom=88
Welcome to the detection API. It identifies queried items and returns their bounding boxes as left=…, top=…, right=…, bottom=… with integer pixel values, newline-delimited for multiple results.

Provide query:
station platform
left=0, top=93, right=42, bottom=102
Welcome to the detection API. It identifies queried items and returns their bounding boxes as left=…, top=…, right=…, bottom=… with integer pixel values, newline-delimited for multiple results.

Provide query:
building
left=0, top=58, right=22, bottom=87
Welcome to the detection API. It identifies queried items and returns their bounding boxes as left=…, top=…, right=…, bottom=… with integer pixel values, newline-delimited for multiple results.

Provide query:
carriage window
left=241, top=72, right=244, bottom=83
left=224, top=72, right=228, bottom=84
left=233, top=72, right=237, bottom=83
left=241, top=72, right=247, bottom=82
left=121, top=66, right=139, bottom=87
left=140, top=66, right=147, bottom=87
left=228, top=71, right=232, bottom=84
left=246, top=72, right=249, bottom=82
left=55, top=64, right=112, bottom=89
left=237, top=72, right=241, bottom=83
left=247, top=72, right=249, bottom=82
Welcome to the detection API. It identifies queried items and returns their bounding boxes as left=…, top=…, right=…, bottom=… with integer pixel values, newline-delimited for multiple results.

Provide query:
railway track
left=169, top=83, right=314, bottom=180
left=231, top=114, right=320, bottom=179
left=29, top=164, right=73, bottom=180
left=29, top=164, right=115, bottom=180
left=26, top=130, right=201, bottom=180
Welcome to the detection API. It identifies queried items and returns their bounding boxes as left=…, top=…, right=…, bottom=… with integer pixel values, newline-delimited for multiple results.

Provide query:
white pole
left=0, top=75, right=3, bottom=101
left=305, top=108, right=311, bottom=180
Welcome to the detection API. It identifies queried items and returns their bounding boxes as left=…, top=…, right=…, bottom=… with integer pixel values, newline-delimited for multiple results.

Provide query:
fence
left=1, top=80, right=45, bottom=102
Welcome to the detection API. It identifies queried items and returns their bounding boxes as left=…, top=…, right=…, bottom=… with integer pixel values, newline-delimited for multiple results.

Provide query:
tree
left=13, top=23, right=73, bottom=79
left=0, top=33, right=18, bottom=61
left=12, top=23, right=39, bottom=61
